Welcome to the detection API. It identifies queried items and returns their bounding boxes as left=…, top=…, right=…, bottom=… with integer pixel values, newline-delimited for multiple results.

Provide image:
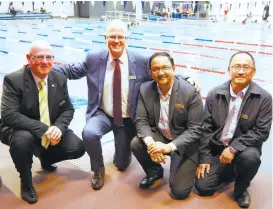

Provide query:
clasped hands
left=43, top=126, right=62, bottom=146
left=146, top=141, right=172, bottom=164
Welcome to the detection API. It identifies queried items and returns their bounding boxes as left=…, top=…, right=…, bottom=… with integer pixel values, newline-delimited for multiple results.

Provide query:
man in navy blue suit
left=53, top=19, right=198, bottom=190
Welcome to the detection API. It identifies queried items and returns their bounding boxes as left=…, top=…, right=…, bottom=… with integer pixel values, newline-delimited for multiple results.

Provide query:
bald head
left=29, top=40, right=52, bottom=54
left=105, top=19, right=128, bottom=36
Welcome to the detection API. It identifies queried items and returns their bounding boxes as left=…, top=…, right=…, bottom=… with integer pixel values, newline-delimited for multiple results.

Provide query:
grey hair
left=105, top=19, right=128, bottom=36
left=29, top=40, right=52, bottom=53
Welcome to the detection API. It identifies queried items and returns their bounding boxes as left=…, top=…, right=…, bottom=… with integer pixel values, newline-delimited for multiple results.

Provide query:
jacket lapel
left=127, top=50, right=136, bottom=107
left=24, top=66, right=39, bottom=105
left=152, top=82, right=160, bottom=126
left=99, top=50, right=109, bottom=94
left=169, top=77, right=179, bottom=122
left=47, top=72, right=57, bottom=115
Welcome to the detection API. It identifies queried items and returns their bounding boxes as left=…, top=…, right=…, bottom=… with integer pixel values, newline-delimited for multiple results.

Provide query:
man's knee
left=237, top=148, right=261, bottom=168
left=73, top=139, right=85, bottom=159
left=170, top=184, right=191, bottom=200
left=130, top=136, right=142, bottom=152
left=10, top=130, right=35, bottom=151
left=195, top=178, right=215, bottom=196
left=82, top=127, right=103, bottom=143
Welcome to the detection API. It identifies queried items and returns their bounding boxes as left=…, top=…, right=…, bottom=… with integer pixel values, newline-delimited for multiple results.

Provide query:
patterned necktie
left=113, top=59, right=122, bottom=127
left=220, top=91, right=244, bottom=145
left=38, top=80, right=50, bottom=149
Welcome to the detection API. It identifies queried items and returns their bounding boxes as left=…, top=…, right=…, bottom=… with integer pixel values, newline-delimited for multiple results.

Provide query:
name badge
left=175, top=104, right=184, bottom=109
left=128, top=75, right=136, bottom=80
left=241, top=114, right=248, bottom=119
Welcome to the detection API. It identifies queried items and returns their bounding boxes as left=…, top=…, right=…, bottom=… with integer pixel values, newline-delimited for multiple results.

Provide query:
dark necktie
left=113, top=59, right=122, bottom=127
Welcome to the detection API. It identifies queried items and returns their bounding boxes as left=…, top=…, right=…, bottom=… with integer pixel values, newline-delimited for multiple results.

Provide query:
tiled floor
left=0, top=142, right=271, bottom=209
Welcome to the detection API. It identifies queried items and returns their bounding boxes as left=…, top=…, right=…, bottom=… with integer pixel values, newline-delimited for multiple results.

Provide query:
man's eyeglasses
left=106, top=35, right=127, bottom=41
left=150, top=66, right=172, bottom=74
left=231, top=65, right=254, bottom=73
left=30, top=53, right=54, bottom=61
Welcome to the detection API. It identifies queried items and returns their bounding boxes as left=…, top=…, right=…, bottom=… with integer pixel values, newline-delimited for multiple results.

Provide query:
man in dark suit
left=195, top=51, right=272, bottom=208
left=131, top=52, right=203, bottom=199
left=0, top=40, right=85, bottom=204
left=53, top=19, right=199, bottom=190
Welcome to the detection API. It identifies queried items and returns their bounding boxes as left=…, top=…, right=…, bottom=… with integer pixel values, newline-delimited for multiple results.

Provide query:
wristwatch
left=229, top=146, right=235, bottom=154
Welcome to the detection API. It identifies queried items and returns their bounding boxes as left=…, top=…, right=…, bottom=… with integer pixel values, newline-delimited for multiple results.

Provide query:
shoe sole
left=139, top=178, right=164, bottom=189
left=91, top=184, right=104, bottom=190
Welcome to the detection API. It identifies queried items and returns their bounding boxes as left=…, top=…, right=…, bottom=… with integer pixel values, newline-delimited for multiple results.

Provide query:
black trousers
left=8, top=129, right=85, bottom=188
left=131, top=132, right=197, bottom=200
left=82, top=109, right=135, bottom=172
left=195, top=147, right=261, bottom=197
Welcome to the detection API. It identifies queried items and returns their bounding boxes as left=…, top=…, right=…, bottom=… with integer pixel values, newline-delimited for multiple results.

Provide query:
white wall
left=0, top=1, right=75, bottom=17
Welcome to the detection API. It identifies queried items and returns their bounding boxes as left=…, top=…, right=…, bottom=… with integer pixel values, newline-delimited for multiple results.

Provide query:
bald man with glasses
left=0, top=40, right=85, bottom=204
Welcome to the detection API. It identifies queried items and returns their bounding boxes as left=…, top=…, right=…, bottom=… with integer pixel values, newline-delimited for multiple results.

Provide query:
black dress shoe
left=21, top=186, right=37, bottom=204
left=139, top=172, right=164, bottom=189
left=41, top=163, right=57, bottom=172
left=235, top=190, right=251, bottom=208
left=91, top=167, right=105, bottom=190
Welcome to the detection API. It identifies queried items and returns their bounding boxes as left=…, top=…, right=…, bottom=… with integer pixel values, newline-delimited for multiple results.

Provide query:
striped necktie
left=38, top=80, right=50, bottom=149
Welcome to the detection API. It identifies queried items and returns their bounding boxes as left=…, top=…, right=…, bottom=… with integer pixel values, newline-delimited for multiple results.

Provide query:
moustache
left=157, top=75, right=167, bottom=79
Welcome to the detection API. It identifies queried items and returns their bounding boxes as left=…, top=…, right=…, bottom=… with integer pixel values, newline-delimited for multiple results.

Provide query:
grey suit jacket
left=134, top=76, right=204, bottom=164
left=1, top=66, right=74, bottom=145
left=199, top=80, right=272, bottom=164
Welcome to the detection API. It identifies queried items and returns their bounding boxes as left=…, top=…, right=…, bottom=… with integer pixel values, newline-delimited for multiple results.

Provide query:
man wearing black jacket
left=0, top=40, right=85, bottom=204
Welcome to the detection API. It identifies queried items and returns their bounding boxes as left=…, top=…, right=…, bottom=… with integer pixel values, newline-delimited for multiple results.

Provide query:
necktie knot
left=114, top=59, right=120, bottom=66
left=239, top=91, right=244, bottom=98
left=39, top=80, right=46, bottom=88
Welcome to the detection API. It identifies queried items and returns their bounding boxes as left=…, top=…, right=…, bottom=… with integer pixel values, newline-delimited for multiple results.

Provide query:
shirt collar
left=31, top=71, right=48, bottom=86
left=157, top=83, right=173, bottom=98
left=109, top=50, right=127, bottom=65
left=230, top=84, right=249, bottom=98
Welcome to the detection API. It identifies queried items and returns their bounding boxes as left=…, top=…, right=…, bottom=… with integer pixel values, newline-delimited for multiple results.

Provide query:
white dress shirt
left=100, top=51, right=130, bottom=118
left=220, top=84, right=249, bottom=150
left=31, top=72, right=48, bottom=94
left=143, top=84, right=177, bottom=151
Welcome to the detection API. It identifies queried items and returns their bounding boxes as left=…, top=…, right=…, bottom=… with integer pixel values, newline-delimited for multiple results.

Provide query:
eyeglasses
left=106, top=35, right=127, bottom=41
left=30, top=53, right=54, bottom=61
left=150, top=66, right=172, bottom=74
left=231, top=65, right=254, bottom=73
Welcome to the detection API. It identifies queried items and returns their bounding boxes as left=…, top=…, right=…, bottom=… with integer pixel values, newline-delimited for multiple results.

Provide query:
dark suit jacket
left=134, top=76, right=204, bottom=164
left=53, top=49, right=150, bottom=121
left=199, top=80, right=272, bottom=164
left=0, top=65, right=74, bottom=145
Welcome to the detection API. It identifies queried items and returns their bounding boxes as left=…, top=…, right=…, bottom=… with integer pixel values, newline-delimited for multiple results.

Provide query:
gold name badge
left=175, top=104, right=184, bottom=109
left=241, top=114, right=248, bottom=119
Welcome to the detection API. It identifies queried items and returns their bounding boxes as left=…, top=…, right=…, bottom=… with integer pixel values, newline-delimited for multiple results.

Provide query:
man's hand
left=146, top=142, right=167, bottom=164
left=196, top=164, right=210, bottom=179
left=150, top=153, right=167, bottom=164
left=148, top=142, right=172, bottom=154
left=50, top=138, right=61, bottom=146
left=187, top=77, right=200, bottom=93
left=219, top=147, right=235, bottom=164
left=45, top=126, right=62, bottom=140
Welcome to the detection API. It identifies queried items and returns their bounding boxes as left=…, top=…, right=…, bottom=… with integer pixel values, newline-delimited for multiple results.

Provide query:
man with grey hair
left=0, top=40, right=85, bottom=204
left=54, top=19, right=199, bottom=190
